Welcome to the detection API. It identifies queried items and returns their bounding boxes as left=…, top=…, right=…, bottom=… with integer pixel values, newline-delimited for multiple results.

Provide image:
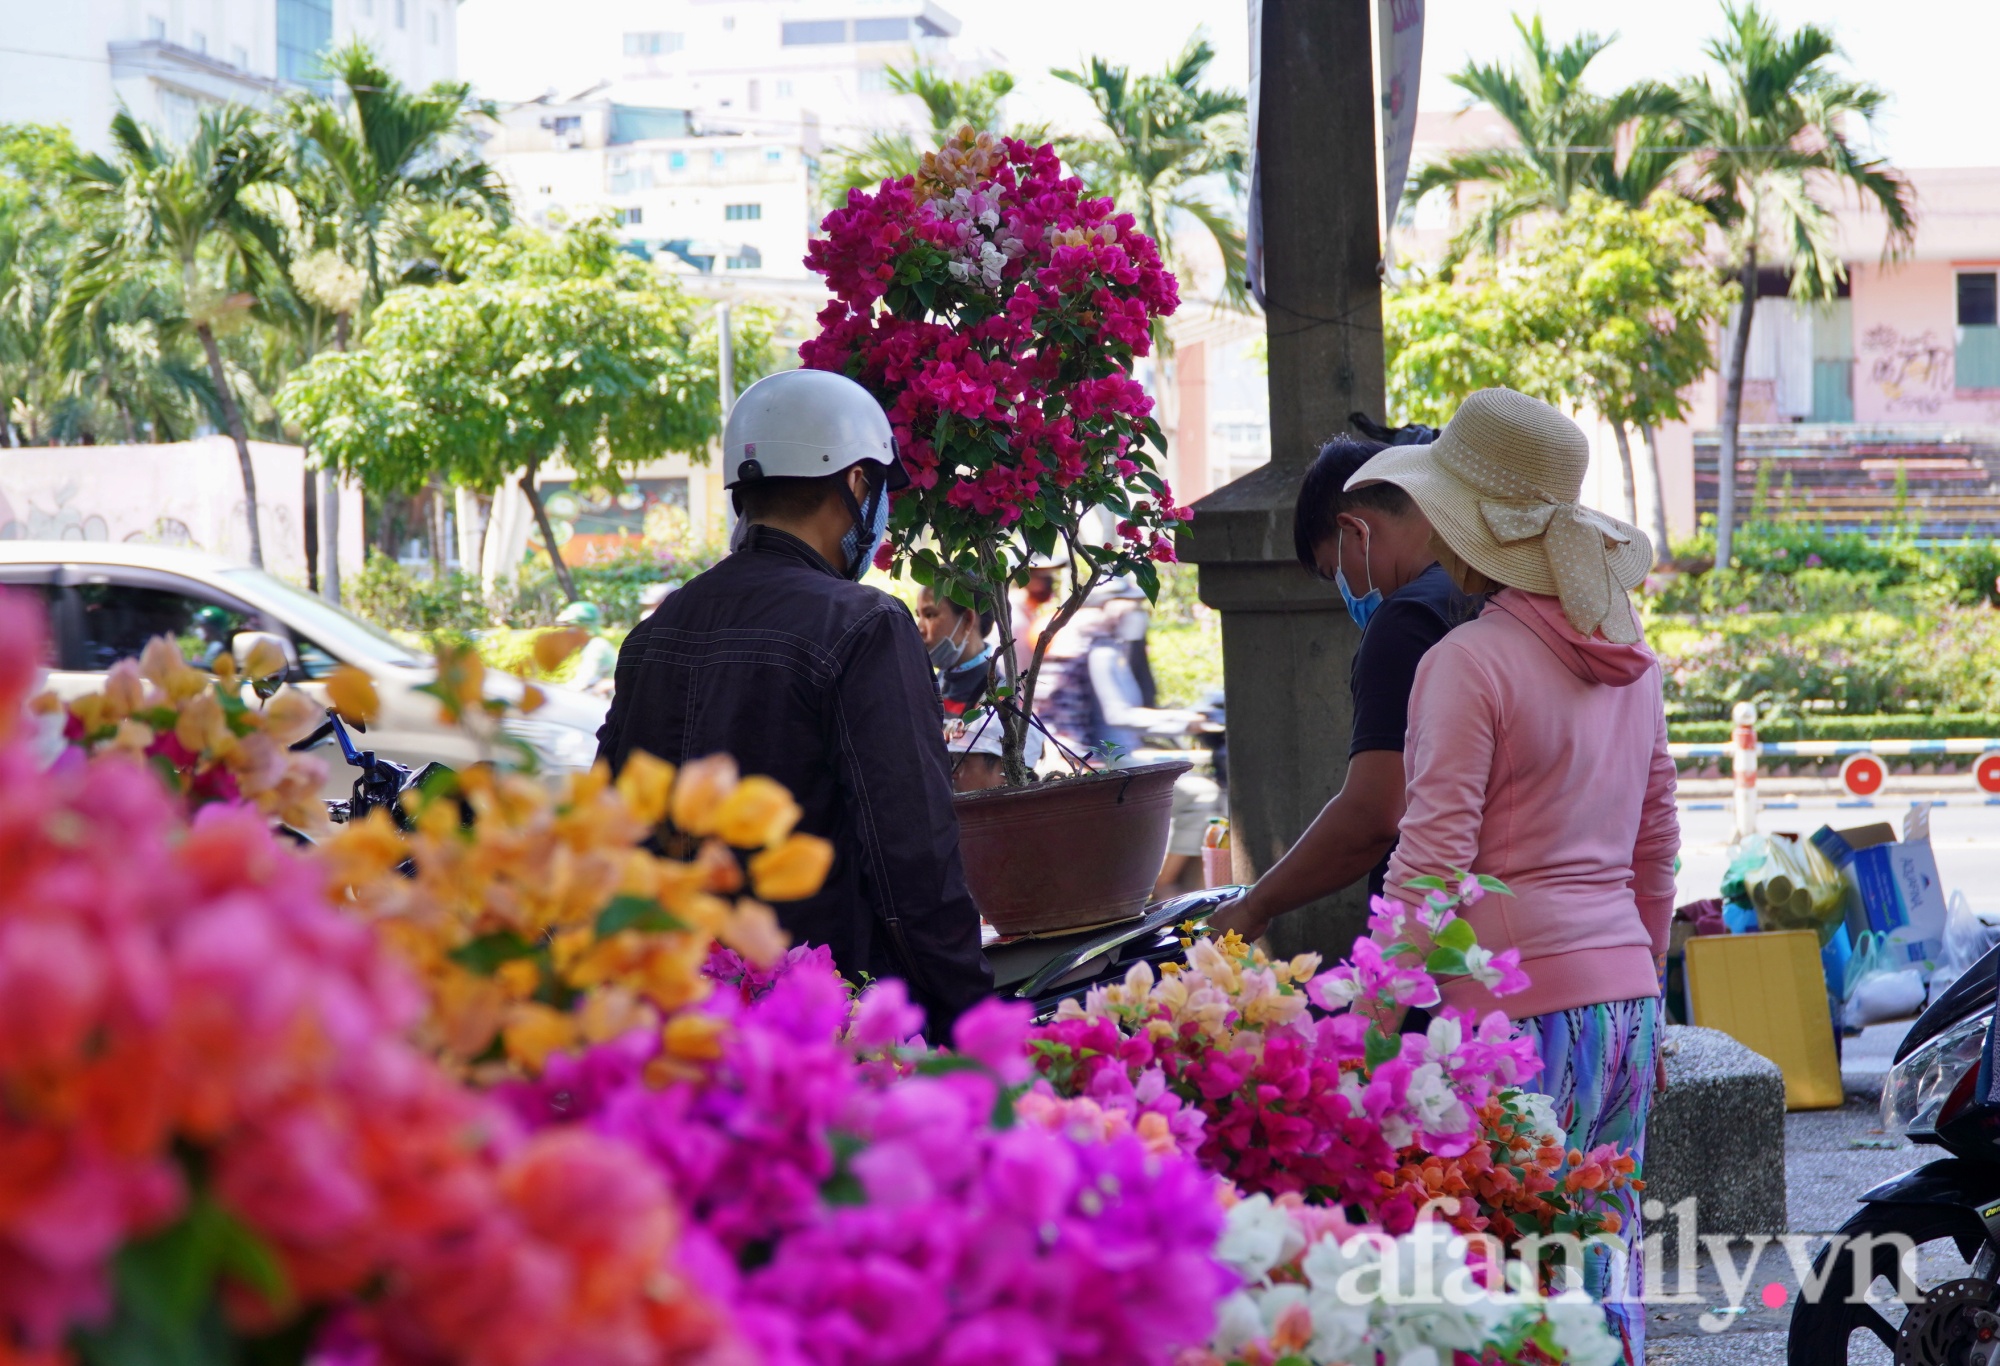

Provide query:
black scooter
left=1788, top=942, right=2000, bottom=1364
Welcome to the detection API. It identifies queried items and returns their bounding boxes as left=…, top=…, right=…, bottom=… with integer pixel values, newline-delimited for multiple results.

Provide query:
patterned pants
left=1517, top=995, right=1662, bottom=1366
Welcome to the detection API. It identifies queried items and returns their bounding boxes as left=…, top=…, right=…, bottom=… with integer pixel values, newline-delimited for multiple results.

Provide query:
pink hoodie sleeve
left=1630, top=678, right=1680, bottom=954
left=1384, top=640, right=1497, bottom=907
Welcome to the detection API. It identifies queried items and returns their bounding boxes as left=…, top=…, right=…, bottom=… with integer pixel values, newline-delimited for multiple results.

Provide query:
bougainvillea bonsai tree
left=802, top=129, right=1191, bottom=783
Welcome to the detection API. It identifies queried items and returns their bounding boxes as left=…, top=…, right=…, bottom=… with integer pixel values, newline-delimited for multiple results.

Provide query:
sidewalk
left=1644, top=1024, right=1918, bottom=1364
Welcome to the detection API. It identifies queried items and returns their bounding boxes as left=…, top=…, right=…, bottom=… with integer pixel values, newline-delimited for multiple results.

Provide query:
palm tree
left=60, top=108, right=280, bottom=564
left=827, top=65, right=1035, bottom=204
left=279, top=42, right=507, bottom=322
left=1682, top=2, right=1913, bottom=566
left=1055, top=36, right=1249, bottom=319
left=1408, top=16, right=1683, bottom=264
left=266, top=43, right=506, bottom=592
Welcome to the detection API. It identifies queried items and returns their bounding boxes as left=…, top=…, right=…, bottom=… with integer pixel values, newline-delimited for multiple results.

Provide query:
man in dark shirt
left=596, top=369, right=992, bottom=1035
left=1211, top=435, right=1482, bottom=940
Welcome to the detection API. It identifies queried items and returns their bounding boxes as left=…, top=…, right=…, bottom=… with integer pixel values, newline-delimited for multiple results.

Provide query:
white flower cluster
left=1209, top=1196, right=1622, bottom=1366
left=938, top=187, right=1023, bottom=293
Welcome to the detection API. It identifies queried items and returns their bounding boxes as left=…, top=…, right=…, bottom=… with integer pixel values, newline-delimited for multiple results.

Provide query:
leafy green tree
left=1681, top=2, right=1913, bottom=567
left=1388, top=194, right=1735, bottom=560
left=827, top=66, right=1040, bottom=204
left=278, top=216, right=770, bottom=601
left=58, top=108, right=282, bottom=564
left=1055, top=35, right=1249, bottom=319
left=1511, top=193, right=1736, bottom=555
left=1384, top=274, right=1524, bottom=429
left=1407, top=16, right=1682, bottom=263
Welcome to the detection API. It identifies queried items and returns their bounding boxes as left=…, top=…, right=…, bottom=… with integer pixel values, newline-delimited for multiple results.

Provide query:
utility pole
left=1181, top=0, right=1387, bottom=960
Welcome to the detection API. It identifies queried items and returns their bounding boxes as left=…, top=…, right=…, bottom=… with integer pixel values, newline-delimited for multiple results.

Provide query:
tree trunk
left=520, top=463, right=579, bottom=602
left=1716, top=249, right=1758, bottom=569
left=304, top=459, right=320, bottom=595
left=320, top=468, right=342, bottom=604
left=195, top=321, right=263, bottom=568
left=1639, top=422, right=1671, bottom=566
left=1609, top=419, right=1638, bottom=527
left=427, top=482, right=447, bottom=579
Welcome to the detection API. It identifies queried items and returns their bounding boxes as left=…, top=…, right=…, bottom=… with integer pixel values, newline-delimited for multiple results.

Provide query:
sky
left=458, top=0, right=2000, bottom=168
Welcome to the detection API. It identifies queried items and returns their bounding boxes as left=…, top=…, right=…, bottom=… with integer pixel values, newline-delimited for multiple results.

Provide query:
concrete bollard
left=1730, top=702, right=1760, bottom=842
left=1644, top=1025, right=1788, bottom=1259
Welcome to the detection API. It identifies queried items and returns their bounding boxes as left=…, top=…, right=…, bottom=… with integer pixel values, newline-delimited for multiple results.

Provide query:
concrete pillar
left=1181, top=0, right=1386, bottom=961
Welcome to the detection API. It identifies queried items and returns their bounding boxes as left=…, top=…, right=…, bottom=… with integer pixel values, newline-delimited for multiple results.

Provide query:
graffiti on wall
left=1862, top=325, right=1954, bottom=414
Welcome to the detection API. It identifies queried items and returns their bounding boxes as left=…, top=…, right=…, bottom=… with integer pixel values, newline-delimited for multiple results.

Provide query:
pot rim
left=951, top=757, right=1192, bottom=806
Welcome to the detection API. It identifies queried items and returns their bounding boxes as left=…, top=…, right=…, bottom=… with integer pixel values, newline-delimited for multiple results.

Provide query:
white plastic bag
left=1929, top=890, right=2000, bottom=1001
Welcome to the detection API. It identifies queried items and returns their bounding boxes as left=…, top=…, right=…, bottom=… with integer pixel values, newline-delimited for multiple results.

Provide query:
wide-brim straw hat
left=1346, top=388, right=1652, bottom=644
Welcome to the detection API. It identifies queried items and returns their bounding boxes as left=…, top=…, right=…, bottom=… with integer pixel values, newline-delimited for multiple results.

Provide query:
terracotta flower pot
left=953, top=759, right=1191, bottom=937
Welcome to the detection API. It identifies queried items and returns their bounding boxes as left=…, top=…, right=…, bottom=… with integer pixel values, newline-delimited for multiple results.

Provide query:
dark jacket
left=596, top=525, right=992, bottom=1034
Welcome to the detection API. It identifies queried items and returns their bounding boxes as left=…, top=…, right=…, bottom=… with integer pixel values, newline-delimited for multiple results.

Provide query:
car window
left=295, top=636, right=341, bottom=679
left=74, top=581, right=252, bottom=672
left=0, top=575, right=62, bottom=667
left=217, top=568, right=426, bottom=670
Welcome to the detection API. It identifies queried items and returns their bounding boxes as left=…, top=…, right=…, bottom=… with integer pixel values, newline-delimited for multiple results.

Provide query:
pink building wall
left=1851, top=259, right=2000, bottom=424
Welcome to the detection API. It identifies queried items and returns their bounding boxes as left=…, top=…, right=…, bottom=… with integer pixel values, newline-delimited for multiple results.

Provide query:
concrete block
left=1644, top=1026, right=1788, bottom=1255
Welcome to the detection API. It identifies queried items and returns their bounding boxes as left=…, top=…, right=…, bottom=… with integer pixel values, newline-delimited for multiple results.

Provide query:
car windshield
left=219, top=568, right=426, bottom=669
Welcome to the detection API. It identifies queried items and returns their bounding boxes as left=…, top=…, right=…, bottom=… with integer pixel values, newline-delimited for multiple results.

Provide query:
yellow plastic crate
left=1685, top=929, right=1844, bottom=1110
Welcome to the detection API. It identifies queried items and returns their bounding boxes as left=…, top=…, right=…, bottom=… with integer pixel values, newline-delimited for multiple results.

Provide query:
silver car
left=0, top=541, right=607, bottom=793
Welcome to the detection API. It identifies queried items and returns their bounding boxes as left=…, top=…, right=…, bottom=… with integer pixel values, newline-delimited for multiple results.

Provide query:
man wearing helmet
left=596, top=369, right=992, bottom=1036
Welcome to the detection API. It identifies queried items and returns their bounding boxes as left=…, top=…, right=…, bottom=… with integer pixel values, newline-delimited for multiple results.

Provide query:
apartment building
left=0, top=1, right=458, bottom=150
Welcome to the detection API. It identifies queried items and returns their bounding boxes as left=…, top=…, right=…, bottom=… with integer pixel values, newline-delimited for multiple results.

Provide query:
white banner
left=1243, top=0, right=1426, bottom=295
left=1378, top=0, right=1425, bottom=235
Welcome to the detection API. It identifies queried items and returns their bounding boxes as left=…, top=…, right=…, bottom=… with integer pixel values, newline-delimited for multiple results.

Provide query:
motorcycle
left=989, top=886, right=1232, bottom=1019
left=1788, top=942, right=2000, bottom=1363
left=289, top=711, right=449, bottom=835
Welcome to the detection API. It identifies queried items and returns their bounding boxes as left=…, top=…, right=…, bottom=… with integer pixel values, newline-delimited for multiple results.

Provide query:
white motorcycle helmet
left=723, top=369, right=907, bottom=490
left=723, top=369, right=907, bottom=578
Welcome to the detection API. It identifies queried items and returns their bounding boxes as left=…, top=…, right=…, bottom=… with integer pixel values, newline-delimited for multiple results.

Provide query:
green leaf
left=1433, top=918, right=1477, bottom=952
left=1476, top=874, right=1513, bottom=895
left=595, top=895, right=686, bottom=937
left=1425, top=947, right=1469, bottom=978
left=1364, top=1026, right=1400, bottom=1070
left=448, top=930, right=538, bottom=973
left=75, top=1197, right=292, bottom=1366
left=1403, top=875, right=1449, bottom=893
left=914, top=1054, right=990, bottom=1078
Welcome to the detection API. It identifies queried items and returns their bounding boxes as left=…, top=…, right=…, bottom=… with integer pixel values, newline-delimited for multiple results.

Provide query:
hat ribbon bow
left=1477, top=496, right=1630, bottom=548
left=1476, top=495, right=1639, bottom=644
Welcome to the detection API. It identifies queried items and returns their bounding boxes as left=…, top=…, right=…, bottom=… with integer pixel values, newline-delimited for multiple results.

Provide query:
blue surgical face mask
left=1335, top=523, right=1382, bottom=630
left=840, top=472, right=891, bottom=581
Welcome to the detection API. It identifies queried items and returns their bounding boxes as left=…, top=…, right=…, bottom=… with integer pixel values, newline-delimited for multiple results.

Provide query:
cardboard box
left=1809, top=808, right=1948, bottom=973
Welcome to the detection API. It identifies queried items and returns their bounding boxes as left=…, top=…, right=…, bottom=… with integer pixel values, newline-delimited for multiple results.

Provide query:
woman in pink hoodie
left=1346, top=388, right=1677, bottom=1365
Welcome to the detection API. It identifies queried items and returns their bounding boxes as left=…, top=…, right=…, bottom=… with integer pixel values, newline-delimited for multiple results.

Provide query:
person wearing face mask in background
left=597, top=369, right=992, bottom=1037
left=1209, top=432, right=1483, bottom=943
left=915, top=585, right=1043, bottom=792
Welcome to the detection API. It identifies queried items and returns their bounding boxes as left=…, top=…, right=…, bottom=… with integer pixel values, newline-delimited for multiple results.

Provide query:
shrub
left=344, top=551, right=487, bottom=638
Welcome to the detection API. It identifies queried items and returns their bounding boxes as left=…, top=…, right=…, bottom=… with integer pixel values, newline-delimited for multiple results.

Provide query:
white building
left=607, top=0, right=961, bottom=141
left=487, top=96, right=819, bottom=280
left=0, top=0, right=460, bottom=152
left=480, top=0, right=977, bottom=284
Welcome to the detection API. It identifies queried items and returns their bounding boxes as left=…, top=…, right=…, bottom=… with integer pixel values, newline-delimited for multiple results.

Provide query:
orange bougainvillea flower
left=712, top=775, right=802, bottom=849
left=325, top=664, right=379, bottom=726
left=614, top=751, right=675, bottom=827
left=669, top=753, right=738, bottom=837
left=748, top=833, right=835, bottom=903
left=532, top=628, right=590, bottom=675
